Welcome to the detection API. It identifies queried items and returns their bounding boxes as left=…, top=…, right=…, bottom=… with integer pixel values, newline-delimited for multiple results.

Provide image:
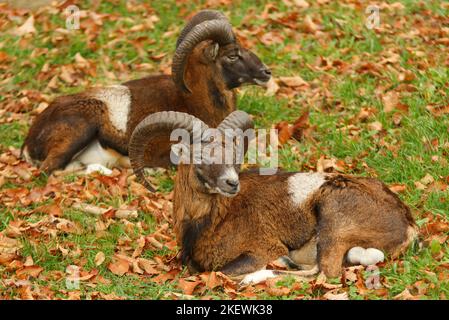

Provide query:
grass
left=1, top=0, right=449, bottom=299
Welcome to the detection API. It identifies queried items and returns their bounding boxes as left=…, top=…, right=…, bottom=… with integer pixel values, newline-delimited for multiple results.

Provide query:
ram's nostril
left=226, top=179, right=239, bottom=188
left=261, top=68, right=272, bottom=76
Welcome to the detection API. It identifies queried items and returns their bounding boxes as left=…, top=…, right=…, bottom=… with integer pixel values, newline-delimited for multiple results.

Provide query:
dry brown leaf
left=420, top=173, right=435, bottom=186
left=393, top=288, right=421, bottom=300
left=293, top=0, right=309, bottom=8
left=323, top=291, right=349, bottom=300
left=95, top=252, right=106, bottom=266
left=138, top=258, right=159, bottom=275
left=11, top=16, right=36, bottom=36
left=108, top=258, right=129, bottom=276
left=34, top=203, right=63, bottom=217
left=16, top=266, right=43, bottom=278
left=115, top=208, right=138, bottom=219
left=178, top=278, right=201, bottom=295
left=382, top=91, right=400, bottom=113
left=200, top=272, right=223, bottom=289
left=426, top=105, right=449, bottom=117
left=279, top=76, right=309, bottom=88
left=368, top=121, right=383, bottom=132
left=151, top=269, right=180, bottom=284
left=72, top=203, right=107, bottom=215
left=389, top=183, right=407, bottom=193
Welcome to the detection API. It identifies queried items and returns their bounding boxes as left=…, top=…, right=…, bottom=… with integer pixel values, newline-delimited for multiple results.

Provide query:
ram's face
left=190, top=141, right=241, bottom=197
left=194, top=163, right=241, bottom=197
left=214, top=43, right=272, bottom=89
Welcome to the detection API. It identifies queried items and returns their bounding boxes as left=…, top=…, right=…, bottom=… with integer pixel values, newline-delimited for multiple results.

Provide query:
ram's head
left=172, top=10, right=271, bottom=93
left=129, top=110, right=254, bottom=196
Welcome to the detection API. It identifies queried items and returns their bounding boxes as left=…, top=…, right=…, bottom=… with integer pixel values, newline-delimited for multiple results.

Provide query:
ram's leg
left=220, top=254, right=265, bottom=276
left=289, top=236, right=317, bottom=268
left=317, top=237, right=348, bottom=278
left=40, top=119, right=97, bottom=174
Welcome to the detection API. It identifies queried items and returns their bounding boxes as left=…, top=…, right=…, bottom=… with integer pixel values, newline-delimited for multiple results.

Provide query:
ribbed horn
left=218, top=111, right=254, bottom=159
left=172, top=19, right=235, bottom=93
left=176, top=10, right=228, bottom=48
left=129, top=111, right=208, bottom=191
left=217, top=110, right=254, bottom=132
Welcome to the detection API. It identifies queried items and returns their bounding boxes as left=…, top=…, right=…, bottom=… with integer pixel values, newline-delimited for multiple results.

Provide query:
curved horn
left=172, top=19, right=235, bottom=93
left=176, top=10, right=228, bottom=48
left=129, top=111, right=208, bottom=191
left=218, top=111, right=254, bottom=159
left=218, top=110, right=254, bottom=133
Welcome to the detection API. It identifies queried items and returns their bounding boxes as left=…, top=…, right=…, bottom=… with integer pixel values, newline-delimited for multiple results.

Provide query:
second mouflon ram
left=21, top=10, right=271, bottom=180
left=129, top=110, right=417, bottom=282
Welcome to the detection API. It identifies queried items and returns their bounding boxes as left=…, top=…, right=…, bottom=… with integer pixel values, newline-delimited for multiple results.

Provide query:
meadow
left=0, top=0, right=448, bottom=299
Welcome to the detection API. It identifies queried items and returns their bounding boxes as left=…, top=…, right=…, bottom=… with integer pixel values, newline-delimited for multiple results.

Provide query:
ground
left=0, top=0, right=449, bottom=300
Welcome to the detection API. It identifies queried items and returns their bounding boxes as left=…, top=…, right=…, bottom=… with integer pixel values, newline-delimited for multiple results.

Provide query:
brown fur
left=173, top=167, right=417, bottom=278
left=22, top=39, right=270, bottom=173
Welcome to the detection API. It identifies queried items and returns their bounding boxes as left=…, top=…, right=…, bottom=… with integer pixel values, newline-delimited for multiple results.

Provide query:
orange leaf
left=16, top=266, right=43, bottom=278
left=426, top=104, right=449, bottom=117
left=200, top=272, right=223, bottom=289
left=34, top=203, right=63, bottom=217
left=108, top=258, right=129, bottom=276
left=151, top=269, right=180, bottom=284
left=389, top=183, right=407, bottom=193
left=178, top=278, right=201, bottom=295
left=279, top=76, right=309, bottom=88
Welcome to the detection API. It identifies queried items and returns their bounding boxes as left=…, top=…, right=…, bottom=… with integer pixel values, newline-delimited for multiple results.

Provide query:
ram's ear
left=204, top=43, right=220, bottom=61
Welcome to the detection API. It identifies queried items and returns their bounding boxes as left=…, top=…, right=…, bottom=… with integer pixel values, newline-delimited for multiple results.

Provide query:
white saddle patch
left=93, top=85, right=131, bottom=133
left=287, top=173, right=326, bottom=206
left=347, top=247, right=384, bottom=266
left=240, top=270, right=276, bottom=285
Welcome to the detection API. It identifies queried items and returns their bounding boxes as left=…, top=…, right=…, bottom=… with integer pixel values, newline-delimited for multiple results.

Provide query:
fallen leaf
left=389, top=184, right=407, bottom=193
left=426, top=104, right=449, bottom=117
left=279, top=76, right=309, bottom=88
left=393, top=288, right=421, bottom=300
left=108, top=258, right=129, bottom=276
left=323, top=291, right=348, bottom=300
left=200, top=272, right=222, bottom=289
left=95, top=252, right=105, bottom=266
left=11, top=16, right=36, bottom=36
left=16, top=266, right=43, bottom=278
left=178, top=278, right=201, bottom=295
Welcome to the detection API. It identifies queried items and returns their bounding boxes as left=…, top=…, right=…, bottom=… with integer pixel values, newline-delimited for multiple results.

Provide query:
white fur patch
left=85, top=164, right=113, bottom=176
left=68, top=140, right=128, bottom=169
left=22, top=147, right=41, bottom=166
left=219, top=167, right=239, bottom=183
left=347, top=247, right=384, bottom=266
left=94, top=85, right=131, bottom=133
left=240, top=270, right=276, bottom=285
left=287, top=173, right=326, bottom=206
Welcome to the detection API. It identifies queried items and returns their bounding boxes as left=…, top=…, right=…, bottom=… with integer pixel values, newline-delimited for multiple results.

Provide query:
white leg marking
left=85, top=164, right=113, bottom=176
left=287, top=173, right=326, bottom=206
left=347, top=247, right=384, bottom=266
left=93, top=85, right=131, bottom=133
left=240, top=270, right=276, bottom=285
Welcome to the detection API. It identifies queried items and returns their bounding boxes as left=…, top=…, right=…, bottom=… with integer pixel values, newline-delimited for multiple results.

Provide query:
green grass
left=1, top=0, right=449, bottom=300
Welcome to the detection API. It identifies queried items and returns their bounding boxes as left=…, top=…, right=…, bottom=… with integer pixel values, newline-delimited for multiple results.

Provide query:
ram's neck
left=173, top=165, right=230, bottom=260
left=183, top=63, right=236, bottom=127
